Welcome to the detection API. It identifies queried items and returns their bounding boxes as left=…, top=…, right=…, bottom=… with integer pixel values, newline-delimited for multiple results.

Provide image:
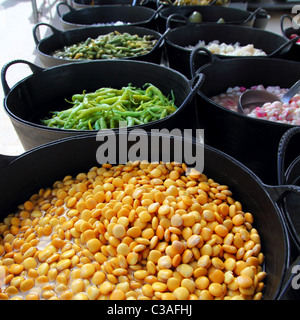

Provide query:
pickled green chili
left=52, top=31, right=158, bottom=60
left=41, top=84, right=177, bottom=130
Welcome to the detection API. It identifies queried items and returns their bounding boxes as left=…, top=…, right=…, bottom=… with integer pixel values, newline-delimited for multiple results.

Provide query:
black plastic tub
left=0, top=131, right=299, bottom=299
left=276, top=127, right=300, bottom=299
left=71, top=0, right=135, bottom=9
left=278, top=127, right=300, bottom=252
left=33, top=23, right=167, bottom=68
left=1, top=59, right=203, bottom=150
left=165, top=21, right=297, bottom=78
left=191, top=52, right=300, bottom=185
left=57, top=2, right=161, bottom=30
left=156, top=5, right=264, bottom=33
left=71, top=0, right=156, bottom=9
left=280, top=14, right=300, bottom=62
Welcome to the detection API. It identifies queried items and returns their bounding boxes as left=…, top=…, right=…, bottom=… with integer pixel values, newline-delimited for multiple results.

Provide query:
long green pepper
left=41, top=84, right=177, bottom=130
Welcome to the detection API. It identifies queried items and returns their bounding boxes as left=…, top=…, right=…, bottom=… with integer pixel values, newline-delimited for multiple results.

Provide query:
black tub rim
left=2, top=59, right=202, bottom=134
left=33, top=23, right=166, bottom=66
left=195, top=56, right=300, bottom=130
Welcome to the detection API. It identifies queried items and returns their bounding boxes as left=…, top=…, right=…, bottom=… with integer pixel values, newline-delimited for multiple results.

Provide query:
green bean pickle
left=41, top=84, right=177, bottom=130
left=52, top=31, right=158, bottom=60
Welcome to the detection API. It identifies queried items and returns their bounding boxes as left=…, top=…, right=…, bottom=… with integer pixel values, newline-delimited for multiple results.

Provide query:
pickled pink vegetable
left=211, top=85, right=300, bottom=125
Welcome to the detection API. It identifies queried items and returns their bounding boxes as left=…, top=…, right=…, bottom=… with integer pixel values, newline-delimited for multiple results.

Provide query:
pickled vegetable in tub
left=41, top=83, right=177, bottom=130
left=52, top=31, right=158, bottom=61
left=0, top=161, right=266, bottom=300
left=186, top=40, right=267, bottom=56
left=211, top=85, right=300, bottom=125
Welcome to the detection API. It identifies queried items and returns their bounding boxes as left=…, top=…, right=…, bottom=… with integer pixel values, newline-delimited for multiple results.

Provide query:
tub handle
left=152, top=27, right=171, bottom=50
left=277, top=127, right=300, bottom=185
left=1, top=60, right=44, bottom=96
left=173, top=72, right=205, bottom=116
left=137, top=0, right=150, bottom=5
left=189, top=47, right=219, bottom=78
left=280, top=14, right=293, bottom=35
left=242, top=7, right=266, bottom=25
left=277, top=255, right=300, bottom=300
left=33, top=22, right=62, bottom=46
left=147, top=4, right=164, bottom=22
left=56, top=1, right=75, bottom=18
left=134, top=0, right=152, bottom=5
left=268, top=36, right=300, bottom=57
left=166, top=13, right=190, bottom=30
left=263, top=183, right=300, bottom=203
left=0, top=154, right=17, bottom=170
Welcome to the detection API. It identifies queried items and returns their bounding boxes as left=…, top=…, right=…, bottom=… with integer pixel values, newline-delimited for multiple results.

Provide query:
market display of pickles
left=3, top=0, right=300, bottom=303
left=52, top=31, right=158, bottom=60
left=41, top=84, right=177, bottom=130
left=0, top=161, right=266, bottom=300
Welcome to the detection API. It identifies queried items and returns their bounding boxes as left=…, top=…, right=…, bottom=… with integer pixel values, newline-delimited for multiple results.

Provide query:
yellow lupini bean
left=112, top=224, right=126, bottom=239
left=209, top=283, right=223, bottom=297
left=80, top=263, right=95, bottom=279
left=237, top=275, right=253, bottom=288
left=0, top=161, right=265, bottom=300
left=20, top=279, right=35, bottom=292
left=99, top=281, right=115, bottom=295
left=173, top=287, right=190, bottom=300
left=9, top=264, right=24, bottom=275
left=86, top=238, right=101, bottom=253
left=23, top=257, right=38, bottom=270
left=110, top=289, right=126, bottom=300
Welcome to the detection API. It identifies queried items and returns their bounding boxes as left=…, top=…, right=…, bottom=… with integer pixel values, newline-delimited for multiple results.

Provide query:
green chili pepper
left=160, top=109, right=168, bottom=119
left=99, top=117, right=107, bottom=129
left=125, top=116, right=133, bottom=127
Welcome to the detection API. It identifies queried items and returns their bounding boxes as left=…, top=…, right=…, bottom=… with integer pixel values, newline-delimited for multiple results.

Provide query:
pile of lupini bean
left=0, top=161, right=266, bottom=300
left=211, top=85, right=300, bottom=125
